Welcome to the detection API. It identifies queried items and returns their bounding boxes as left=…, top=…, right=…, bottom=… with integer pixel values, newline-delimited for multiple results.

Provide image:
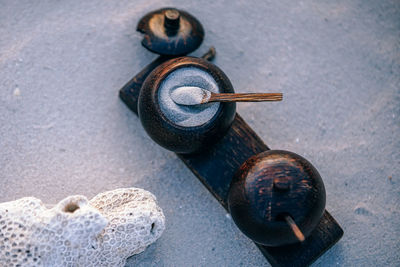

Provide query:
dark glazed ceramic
left=228, top=150, right=326, bottom=246
left=137, top=8, right=204, bottom=56
left=138, top=57, right=236, bottom=154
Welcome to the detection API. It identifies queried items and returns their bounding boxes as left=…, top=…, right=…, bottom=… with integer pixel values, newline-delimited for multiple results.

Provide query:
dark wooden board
left=119, top=56, right=343, bottom=267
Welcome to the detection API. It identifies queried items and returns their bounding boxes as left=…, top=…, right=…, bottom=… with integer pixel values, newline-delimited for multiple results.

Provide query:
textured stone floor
left=0, top=0, right=399, bottom=266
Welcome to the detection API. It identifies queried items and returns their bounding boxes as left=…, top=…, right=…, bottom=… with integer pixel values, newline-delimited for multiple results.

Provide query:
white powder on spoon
left=158, top=67, right=220, bottom=127
left=170, top=86, right=211, bottom=106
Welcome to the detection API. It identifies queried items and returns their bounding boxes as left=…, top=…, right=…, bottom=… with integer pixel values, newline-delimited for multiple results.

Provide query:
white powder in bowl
left=158, top=67, right=220, bottom=127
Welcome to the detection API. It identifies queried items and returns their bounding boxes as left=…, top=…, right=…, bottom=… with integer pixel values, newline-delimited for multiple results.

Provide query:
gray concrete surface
left=1, top=0, right=399, bottom=266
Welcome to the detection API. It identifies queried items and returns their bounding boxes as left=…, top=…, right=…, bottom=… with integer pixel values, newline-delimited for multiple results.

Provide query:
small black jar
left=228, top=150, right=326, bottom=246
left=138, top=57, right=236, bottom=154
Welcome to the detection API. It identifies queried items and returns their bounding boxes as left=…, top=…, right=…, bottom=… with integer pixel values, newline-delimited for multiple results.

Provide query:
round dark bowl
left=138, top=57, right=236, bottom=154
left=228, top=150, right=326, bottom=247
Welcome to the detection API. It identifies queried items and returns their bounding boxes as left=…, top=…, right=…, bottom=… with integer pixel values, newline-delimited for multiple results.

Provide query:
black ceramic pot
left=228, top=150, right=326, bottom=246
left=138, top=57, right=236, bottom=154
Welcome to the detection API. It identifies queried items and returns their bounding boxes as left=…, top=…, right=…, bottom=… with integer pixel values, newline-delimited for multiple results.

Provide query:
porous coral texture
left=0, top=188, right=165, bottom=267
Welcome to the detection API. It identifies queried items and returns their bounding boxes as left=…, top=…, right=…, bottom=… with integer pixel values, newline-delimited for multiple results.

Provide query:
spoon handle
left=285, top=215, right=305, bottom=242
left=206, top=92, right=283, bottom=103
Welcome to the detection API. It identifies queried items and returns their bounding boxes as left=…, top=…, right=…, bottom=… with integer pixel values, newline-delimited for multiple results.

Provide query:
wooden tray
left=119, top=56, right=343, bottom=267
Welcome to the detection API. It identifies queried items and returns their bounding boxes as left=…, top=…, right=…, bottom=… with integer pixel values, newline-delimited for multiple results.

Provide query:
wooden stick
left=285, top=215, right=305, bottom=242
left=206, top=92, right=283, bottom=104
left=201, top=46, right=216, bottom=61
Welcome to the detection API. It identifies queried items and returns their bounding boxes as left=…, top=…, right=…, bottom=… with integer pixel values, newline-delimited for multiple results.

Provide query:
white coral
left=0, top=188, right=165, bottom=267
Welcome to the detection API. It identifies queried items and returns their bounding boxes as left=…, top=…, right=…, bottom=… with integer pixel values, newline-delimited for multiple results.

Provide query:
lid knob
left=164, top=9, right=180, bottom=33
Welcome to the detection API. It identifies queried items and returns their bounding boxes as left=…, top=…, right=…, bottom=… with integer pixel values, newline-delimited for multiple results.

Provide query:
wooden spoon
left=171, top=86, right=283, bottom=106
